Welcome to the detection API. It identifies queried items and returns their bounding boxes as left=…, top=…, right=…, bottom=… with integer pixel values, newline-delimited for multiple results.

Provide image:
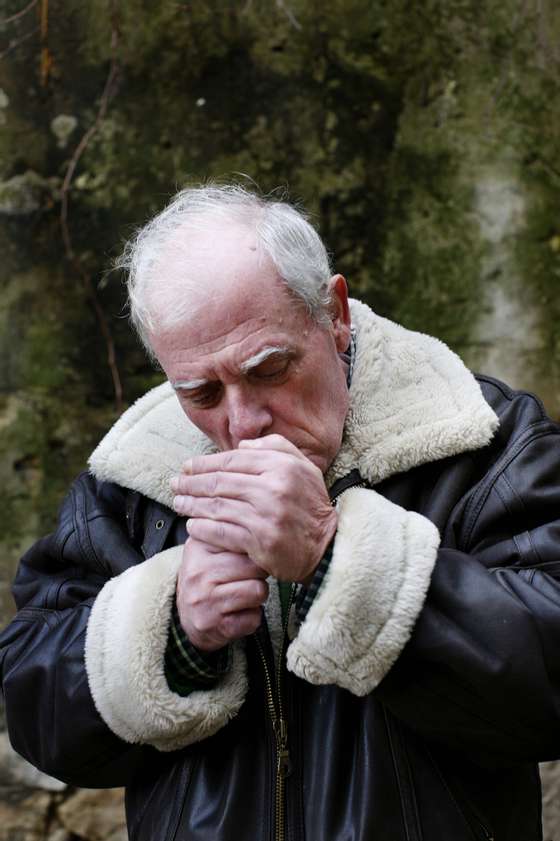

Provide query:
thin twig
left=0, top=0, right=38, bottom=26
left=60, top=1, right=124, bottom=412
left=39, top=0, right=51, bottom=85
left=275, top=0, right=302, bottom=30
left=0, top=24, right=38, bottom=60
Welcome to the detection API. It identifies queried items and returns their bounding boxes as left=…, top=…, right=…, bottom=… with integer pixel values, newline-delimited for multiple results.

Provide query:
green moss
left=2, top=0, right=560, bottom=579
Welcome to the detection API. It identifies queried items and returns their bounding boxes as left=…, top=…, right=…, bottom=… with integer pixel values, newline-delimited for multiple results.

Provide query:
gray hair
left=117, top=184, right=333, bottom=354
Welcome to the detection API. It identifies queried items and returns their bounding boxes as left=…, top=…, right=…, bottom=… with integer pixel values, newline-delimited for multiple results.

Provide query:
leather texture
left=1, top=375, right=559, bottom=840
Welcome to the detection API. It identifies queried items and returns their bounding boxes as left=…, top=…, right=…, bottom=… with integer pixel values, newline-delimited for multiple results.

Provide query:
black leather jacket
left=2, top=376, right=560, bottom=841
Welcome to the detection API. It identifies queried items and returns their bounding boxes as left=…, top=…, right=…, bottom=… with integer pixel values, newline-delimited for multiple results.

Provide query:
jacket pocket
left=384, top=707, right=495, bottom=841
left=384, top=708, right=423, bottom=841
left=126, top=751, right=198, bottom=841
left=425, top=748, right=495, bottom=841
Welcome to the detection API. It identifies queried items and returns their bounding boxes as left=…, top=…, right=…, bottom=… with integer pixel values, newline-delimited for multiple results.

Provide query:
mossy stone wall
left=1, top=0, right=559, bottom=611
left=1, top=3, right=559, bottom=833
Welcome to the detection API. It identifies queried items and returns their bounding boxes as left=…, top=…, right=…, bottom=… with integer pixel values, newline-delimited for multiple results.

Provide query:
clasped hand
left=170, top=434, right=337, bottom=651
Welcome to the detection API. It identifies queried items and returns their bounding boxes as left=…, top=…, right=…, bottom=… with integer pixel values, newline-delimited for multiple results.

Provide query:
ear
left=327, top=274, right=351, bottom=352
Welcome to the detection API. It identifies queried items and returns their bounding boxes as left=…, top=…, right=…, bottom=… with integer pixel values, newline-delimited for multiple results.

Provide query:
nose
left=225, top=385, right=273, bottom=446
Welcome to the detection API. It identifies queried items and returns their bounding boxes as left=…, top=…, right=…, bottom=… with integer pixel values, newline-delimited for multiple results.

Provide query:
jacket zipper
left=254, top=470, right=365, bottom=841
left=254, top=583, right=295, bottom=841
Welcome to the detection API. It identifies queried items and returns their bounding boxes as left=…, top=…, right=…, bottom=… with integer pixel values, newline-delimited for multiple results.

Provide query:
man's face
left=150, top=227, right=351, bottom=474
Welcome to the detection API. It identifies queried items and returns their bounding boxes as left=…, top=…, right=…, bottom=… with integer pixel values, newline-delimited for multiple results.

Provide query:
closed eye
left=180, top=382, right=223, bottom=408
left=248, top=356, right=291, bottom=381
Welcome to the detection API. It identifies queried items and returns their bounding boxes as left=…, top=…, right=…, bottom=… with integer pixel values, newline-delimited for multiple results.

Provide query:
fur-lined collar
left=89, top=300, right=499, bottom=507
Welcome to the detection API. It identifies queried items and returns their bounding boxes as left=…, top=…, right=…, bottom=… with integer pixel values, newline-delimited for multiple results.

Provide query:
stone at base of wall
left=0, top=785, right=126, bottom=841
left=0, top=733, right=65, bottom=792
left=541, top=761, right=560, bottom=841
left=57, top=788, right=127, bottom=841
left=0, top=788, right=52, bottom=841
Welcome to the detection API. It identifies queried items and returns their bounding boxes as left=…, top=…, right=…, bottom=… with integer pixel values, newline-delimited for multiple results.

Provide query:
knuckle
left=259, top=530, right=276, bottom=556
left=252, top=579, right=268, bottom=603
left=186, top=518, right=200, bottom=538
left=244, top=610, right=262, bottom=634
left=312, top=463, right=324, bottom=481
left=270, top=477, right=288, bottom=503
left=209, top=472, right=220, bottom=496
left=219, top=614, right=239, bottom=639
left=184, top=590, right=202, bottom=612
left=222, top=451, right=234, bottom=471
left=191, top=614, right=212, bottom=634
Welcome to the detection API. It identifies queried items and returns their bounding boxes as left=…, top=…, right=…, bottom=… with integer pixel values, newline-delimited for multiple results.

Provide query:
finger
left=239, top=434, right=308, bottom=461
left=174, top=493, right=250, bottom=524
left=220, top=608, right=262, bottom=640
left=182, top=450, right=268, bottom=476
left=215, top=578, right=269, bottom=613
left=171, top=471, right=257, bottom=500
left=182, top=541, right=267, bottom=581
left=187, top=518, right=253, bottom=555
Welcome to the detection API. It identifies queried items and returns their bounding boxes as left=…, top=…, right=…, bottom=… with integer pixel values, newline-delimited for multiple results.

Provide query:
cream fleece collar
left=88, top=300, right=499, bottom=508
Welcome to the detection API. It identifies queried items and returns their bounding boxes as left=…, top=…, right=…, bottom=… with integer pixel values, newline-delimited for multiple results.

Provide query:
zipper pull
left=274, top=718, right=291, bottom=778
left=275, top=717, right=288, bottom=745
left=277, top=748, right=291, bottom=779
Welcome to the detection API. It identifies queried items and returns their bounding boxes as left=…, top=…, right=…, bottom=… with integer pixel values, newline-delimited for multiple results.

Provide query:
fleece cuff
left=84, top=545, right=247, bottom=751
left=287, top=487, right=440, bottom=696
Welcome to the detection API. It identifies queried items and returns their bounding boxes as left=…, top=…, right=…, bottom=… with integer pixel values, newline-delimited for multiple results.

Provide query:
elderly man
left=2, top=185, right=560, bottom=841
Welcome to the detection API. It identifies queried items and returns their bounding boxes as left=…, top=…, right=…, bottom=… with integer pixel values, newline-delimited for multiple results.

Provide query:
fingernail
left=170, top=477, right=178, bottom=491
left=183, top=458, right=192, bottom=473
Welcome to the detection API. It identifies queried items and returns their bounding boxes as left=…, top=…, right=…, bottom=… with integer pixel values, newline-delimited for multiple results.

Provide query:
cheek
left=181, top=404, right=225, bottom=442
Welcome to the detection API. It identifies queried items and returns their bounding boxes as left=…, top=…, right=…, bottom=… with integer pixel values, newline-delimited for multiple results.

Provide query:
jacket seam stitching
left=462, top=426, right=555, bottom=550
left=498, top=472, right=544, bottom=566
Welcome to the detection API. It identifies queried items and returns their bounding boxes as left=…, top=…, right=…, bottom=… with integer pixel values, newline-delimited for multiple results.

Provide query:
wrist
left=300, top=510, right=338, bottom=585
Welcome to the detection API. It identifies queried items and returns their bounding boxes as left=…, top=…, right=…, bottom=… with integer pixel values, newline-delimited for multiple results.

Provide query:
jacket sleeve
left=0, top=473, right=246, bottom=787
left=0, top=475, right=151, bottom=787
left=287, top=420, right=560, bottom=766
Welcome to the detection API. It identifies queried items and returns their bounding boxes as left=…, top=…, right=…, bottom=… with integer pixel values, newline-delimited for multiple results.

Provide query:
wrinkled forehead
left=161, top=218, right=264, bottom=281
left=146, top=232, right=308, bottom=361
left=145, top=219, right=280, bottom=333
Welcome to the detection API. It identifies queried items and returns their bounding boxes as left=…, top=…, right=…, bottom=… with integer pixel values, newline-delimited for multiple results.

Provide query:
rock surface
left=0, top=733, right=66, bottom=792
left=541, top=762, right=560, bottom=841
left=57, top=789, right=126, bottom=841
left=0, top=788, right=52, bottom=841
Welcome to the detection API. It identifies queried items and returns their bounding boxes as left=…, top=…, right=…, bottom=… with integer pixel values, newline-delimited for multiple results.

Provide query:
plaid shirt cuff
left=165, top=598, right=232, bottom=696
left=295, top=537, right=335, bottom=623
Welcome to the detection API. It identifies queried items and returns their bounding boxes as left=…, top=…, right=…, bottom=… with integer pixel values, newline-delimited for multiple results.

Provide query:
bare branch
left=0, top=0, right=38, bottom=26
left=60, top=0, right=124, bottom=412
left=39, top=0, right=50, bottom=86
left=0, top=24, right=38, bottom=60
left=275, top=0, right=302, bottom=30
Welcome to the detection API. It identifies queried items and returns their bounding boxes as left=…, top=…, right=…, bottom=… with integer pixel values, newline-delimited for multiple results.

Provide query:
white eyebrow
left=171, top=377, right=210, bottom=391
left=239, top=345, right=290, bottom=373
left=171, top=346, right=290, bottom=391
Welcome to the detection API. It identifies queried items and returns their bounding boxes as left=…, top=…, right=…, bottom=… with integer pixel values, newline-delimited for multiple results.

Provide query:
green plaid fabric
left=294, top=538, right=334, bottom=623
left=164, top=599, right=231, bottom=696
